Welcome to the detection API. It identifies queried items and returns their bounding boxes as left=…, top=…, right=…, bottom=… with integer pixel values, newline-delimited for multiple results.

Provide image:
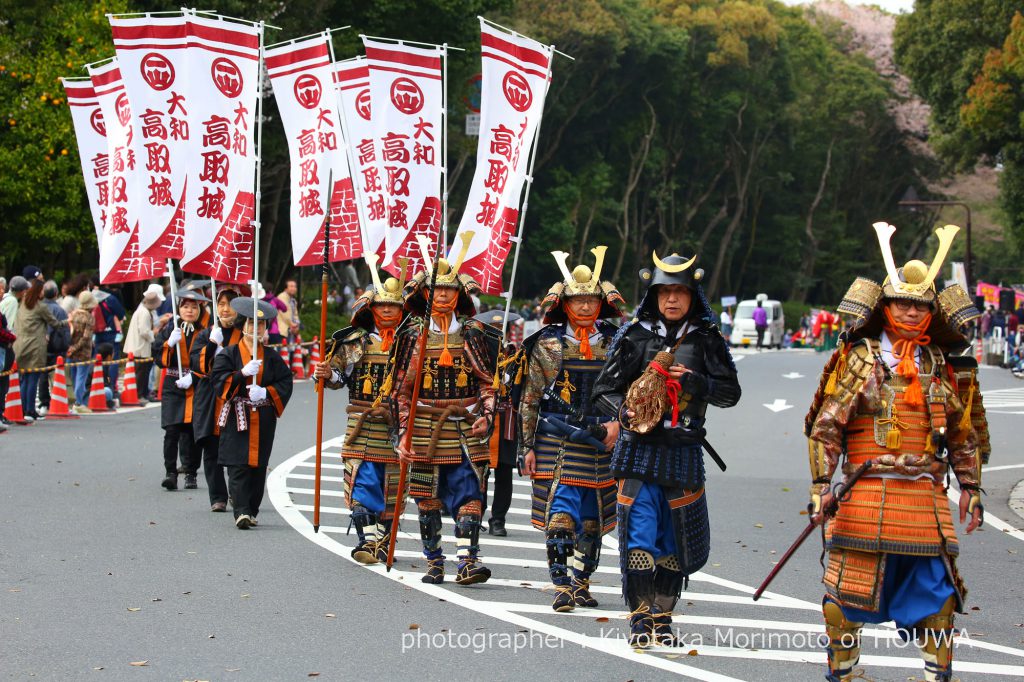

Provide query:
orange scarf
left=567, top=309, right=599, bottom=360
left=371, top=309, right=397, bottom=351
left=883, top=307, right=932, bottom=407
left=430, top=295, right=459, bottom=367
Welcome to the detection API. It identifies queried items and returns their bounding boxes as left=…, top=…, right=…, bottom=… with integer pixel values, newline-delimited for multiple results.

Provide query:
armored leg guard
left=652, top=555, right=685, bottom=646
left=625, top=550, right=657, bottom=649
left=823, top=596, right=863, bottom=682
left=914, top=596, right=956, bottom=682
left=546, top=513, right=575, bottom=612
left=571, top=520, right=601, bottom=608
left=373, top=519, right=391, bottom=564
left=454, top=503, right=491, bottom=586
left=418, top=503, right=445, bottom=584
left=350, top=505, right=379, bottom=565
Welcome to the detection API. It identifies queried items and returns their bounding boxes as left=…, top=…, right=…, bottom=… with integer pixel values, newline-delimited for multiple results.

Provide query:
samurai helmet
left=415, top=231, right=474, bottom=289
left=838, top=222, right=977, bottom=351
left=874, top=222, right=959, bottom=305
left=541, top=246, right=626, bottom=323
left=364, top=253, right=407, bottom=305
left=639, top=251, right=704, bottom=290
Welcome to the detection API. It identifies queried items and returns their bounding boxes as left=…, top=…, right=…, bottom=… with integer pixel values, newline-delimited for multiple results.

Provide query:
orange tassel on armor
left=430, top=297, right=459, bottom=368
left=883, top=308, right=932, bottom=407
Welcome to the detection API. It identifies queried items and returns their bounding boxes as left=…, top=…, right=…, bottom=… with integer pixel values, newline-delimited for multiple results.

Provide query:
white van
left=729, top=296, right=784, bottom=348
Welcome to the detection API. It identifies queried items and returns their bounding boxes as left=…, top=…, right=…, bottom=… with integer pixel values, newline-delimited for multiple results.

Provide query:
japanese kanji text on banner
left=178, top=15, right=260, bottom=284
left=62, top=79, right=113, bottom=269
left=362, top=37, right=443, bottom=276
left=110, top=13, right=189, bottom=260
left=86, top=60, right=166, bottom=284
left=333, top=57, right=387, bottom=260
left=266, top=35, right=362, bottom=266
left=452, top=22, right=553, bottom=295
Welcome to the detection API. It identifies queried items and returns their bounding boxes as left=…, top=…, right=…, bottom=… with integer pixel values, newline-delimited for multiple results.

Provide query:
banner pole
left=166, top=259, right=183, bottom=375
left=326, top=32, right=372, bottom=256
left=440, top=43, right=449, bottom=255
left=250, top=20, right=266, bottom=399
left=210, top=278, right=219, bottom=329
left=500, top=46, right=555, bottom=342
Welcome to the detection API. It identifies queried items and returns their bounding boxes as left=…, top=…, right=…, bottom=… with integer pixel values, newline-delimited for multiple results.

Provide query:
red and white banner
left=362, top=38, right=444, bottom=276
left=86, top=60, right=165, bottom=284
left=266, top=35, right=362, bottom=266
left=110, top=14, right=189, bottom=260
left=61, top=79, right=108, bottom=257
left=452, top=23, right=553, bottom=294
left=178, top=15, right=260, bottom=284
left=333, top=57, right=387, bottom=260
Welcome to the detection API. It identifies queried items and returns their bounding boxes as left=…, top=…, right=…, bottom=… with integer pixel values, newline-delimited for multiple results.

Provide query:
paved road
left=2, top=349, right=1023, bottom=681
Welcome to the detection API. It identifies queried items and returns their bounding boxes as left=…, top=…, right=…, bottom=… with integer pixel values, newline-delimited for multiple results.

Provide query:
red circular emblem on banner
left=115, top=93, right=131, bottom=127
left=140, top=52, right=175, bottom=91
left=293, top=74, right=322, bottom=109
left=355, top=88, right=372, bottom=121
left=390, top=77, right=423, bottom=115
left=502, top=71, right=532, bottom=112
left=211, top=57, right=243, bottom=98
left=90, top=108, right=106, bottom=137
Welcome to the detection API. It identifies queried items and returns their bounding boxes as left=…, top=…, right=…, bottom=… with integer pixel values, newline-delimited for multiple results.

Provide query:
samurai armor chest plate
left=539, top=341, right=608, bottom=421
left=420, top=329, right=479, bottom=401
left=350, top=342, right=392, bottom=403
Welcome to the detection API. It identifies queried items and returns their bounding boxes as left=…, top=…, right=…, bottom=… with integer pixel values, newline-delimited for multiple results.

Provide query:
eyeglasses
left=893, top=300, right=930, bottom=312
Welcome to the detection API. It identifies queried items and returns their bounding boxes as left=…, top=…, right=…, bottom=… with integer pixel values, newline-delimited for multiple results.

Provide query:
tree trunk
left=789, top=138, right=834, bottom=303
left=611, top=97, right=657, bottom=281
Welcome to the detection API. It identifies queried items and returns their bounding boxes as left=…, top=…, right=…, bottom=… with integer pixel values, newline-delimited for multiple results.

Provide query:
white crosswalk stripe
left=269, top=437, right=1024, bottom=680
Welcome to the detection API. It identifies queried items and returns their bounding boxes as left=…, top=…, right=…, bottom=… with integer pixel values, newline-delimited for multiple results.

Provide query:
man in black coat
left=212, top=297, right=293, bottom=529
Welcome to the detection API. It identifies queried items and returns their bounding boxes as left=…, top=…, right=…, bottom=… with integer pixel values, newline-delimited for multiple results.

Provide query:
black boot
left=652, top=561, right=685, bottom=646
left=547, top=528, right=574, bottom=612
left=350, top=505, right=379, bottom=564
left=488, top=517, right=507, bottom=537
left=624, top=551, right=657, bottom=649
left=161, top=472, right=178, bottom=490
left=454, top=514, right=491, bottom=585
left=419, top=509, right=445, bottom=583
left=183, top=473, right=198, bottom=489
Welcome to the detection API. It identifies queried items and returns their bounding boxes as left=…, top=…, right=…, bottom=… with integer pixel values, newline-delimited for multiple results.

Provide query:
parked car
left=729, top=296, right=784, bottom=348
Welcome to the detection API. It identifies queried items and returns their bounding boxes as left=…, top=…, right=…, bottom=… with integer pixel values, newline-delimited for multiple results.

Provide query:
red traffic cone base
left=3, top=362, right=33, bottom=425
left=46, top=356, right=79, bottom=419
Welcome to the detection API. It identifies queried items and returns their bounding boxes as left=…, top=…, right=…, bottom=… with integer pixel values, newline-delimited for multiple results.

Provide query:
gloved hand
left=241, top=359, right=262, bottom=377
left=210, top=326, right=224, bottom=346
left=247, top=384, right=267, bottom=402
left=167, top=327, right=183, bottom=348
left=175, top=372, right=193, bottom=389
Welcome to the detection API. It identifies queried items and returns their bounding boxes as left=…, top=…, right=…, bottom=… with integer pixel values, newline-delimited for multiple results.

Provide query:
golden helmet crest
left=416, top=231, right=474, bottom=288
left=551, top=246, right=607, bottom=297
left=873, top=222, right=959, bottom=303
left=365, top=254, right=407, bottom=305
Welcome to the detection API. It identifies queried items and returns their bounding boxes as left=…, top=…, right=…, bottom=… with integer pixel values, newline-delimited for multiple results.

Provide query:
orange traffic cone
left=157, top=366, right=166, bottom=401
left=120, top=353, right=142, bottom=406
left=46, top=357, right=79, bottom=419
left=279, top=344, right=289, bottom=368
left=87, top=354, right=113, bottom=412
left=291, top=339, right=306, bottom=379
left=3, top=362, right=32, bottom=425
left=309, top=335, right=321, bottom=366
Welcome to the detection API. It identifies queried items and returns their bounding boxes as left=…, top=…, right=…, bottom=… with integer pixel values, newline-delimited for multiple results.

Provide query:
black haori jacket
left=593, top=317, right=740, bottom=486
left=212, top=342, right=293, bottom=469
left=153, top=322, right=204, bottom=428
left=190, top=322, right=247, bottom=441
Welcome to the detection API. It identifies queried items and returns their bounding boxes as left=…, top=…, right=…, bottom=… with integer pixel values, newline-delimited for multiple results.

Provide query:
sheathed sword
left=752, top=459, right=874, bottom=601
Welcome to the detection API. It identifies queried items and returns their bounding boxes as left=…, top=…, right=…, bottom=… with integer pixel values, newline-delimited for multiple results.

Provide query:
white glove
left=210, top=326, right=224, bottom=346
left=241, top=359, right=262, bottom=377
left=175, top=372, right=193, bottom=389
left=247, top=384, right=267, bottom=402
left=167, top=327, right=183, bottom=347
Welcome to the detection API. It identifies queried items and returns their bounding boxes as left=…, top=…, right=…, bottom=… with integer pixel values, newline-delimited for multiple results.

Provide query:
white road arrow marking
left=782, top=372, right=804, bottom=379
left=763, top=398, right=794, bottom=412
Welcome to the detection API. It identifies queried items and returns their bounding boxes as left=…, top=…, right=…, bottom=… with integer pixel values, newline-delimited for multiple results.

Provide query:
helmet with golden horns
left=541, top=246, right=626, bottom=323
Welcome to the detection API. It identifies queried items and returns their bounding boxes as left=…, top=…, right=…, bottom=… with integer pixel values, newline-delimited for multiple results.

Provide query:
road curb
left=1010, top=479, right=1024, bottom=524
